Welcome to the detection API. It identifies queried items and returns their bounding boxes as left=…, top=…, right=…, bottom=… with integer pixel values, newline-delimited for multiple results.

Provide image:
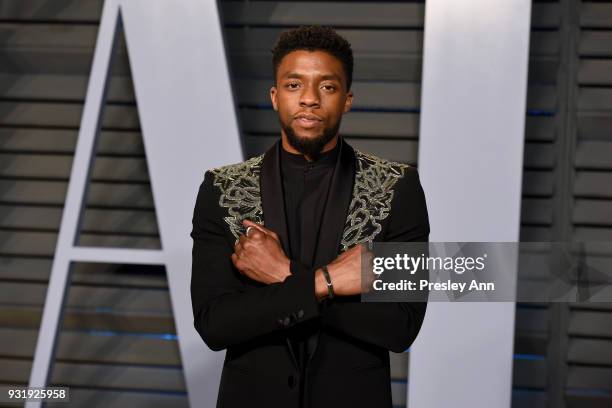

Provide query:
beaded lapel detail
left=209, top=155, right=264, bottom=240
left=210, top=151, right=407, bottom=246
left=339, top=150, right=408, bottom=251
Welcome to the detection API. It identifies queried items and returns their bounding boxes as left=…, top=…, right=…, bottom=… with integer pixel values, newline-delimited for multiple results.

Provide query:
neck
left=280, top=133, right=339, bottom=162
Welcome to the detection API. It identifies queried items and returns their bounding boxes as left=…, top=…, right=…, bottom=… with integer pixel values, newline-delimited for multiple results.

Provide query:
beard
left=281, top=117, right=341, bottom=161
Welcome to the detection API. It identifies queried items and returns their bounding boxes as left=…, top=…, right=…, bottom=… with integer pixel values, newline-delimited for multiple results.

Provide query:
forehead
left=277, top=50, right=345, bottom=79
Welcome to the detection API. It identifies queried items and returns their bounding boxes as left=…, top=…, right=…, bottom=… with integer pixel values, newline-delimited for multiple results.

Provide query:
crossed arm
left=190, top=168, right=429, bottom=353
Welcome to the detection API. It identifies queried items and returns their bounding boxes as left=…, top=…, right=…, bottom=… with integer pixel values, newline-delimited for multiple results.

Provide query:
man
left=190, top=26, right=429, bottom=408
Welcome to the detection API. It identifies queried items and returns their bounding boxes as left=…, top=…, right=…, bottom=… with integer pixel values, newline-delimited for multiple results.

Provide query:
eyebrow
left=283, top=72, right=341, bottom=82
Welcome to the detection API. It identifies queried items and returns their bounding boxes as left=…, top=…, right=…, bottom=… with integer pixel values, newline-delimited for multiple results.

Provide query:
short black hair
left=271, top=25, right=354, bottom=90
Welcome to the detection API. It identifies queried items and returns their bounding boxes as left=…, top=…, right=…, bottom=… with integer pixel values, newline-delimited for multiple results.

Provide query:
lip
left=293, top=112, right=322, bottom=129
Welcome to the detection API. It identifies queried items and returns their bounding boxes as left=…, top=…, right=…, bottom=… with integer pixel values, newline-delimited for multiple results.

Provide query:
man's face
left=270, top=50, right=353, bottom=159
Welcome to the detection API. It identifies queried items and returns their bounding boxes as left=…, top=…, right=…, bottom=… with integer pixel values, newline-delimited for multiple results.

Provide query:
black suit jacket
left=190, top=139, right=429, bottom=408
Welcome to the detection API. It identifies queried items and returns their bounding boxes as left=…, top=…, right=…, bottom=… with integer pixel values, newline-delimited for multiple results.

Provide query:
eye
left=322, top=84, right=336, bottom=92
left=286, top=82, right=300, bottom=89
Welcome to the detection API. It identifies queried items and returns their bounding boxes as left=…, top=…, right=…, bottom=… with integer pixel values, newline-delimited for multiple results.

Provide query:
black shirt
left=279, top=141, right=340, bottom=392
left=280, top=142, right=340, bottom=266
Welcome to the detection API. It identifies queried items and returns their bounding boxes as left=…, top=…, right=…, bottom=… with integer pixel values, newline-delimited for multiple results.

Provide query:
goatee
left=282, top=120, right=340, bottom=161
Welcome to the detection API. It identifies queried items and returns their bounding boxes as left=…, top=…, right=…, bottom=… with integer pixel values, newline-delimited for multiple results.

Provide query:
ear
left=343, top=90, right=353, bottom=114
left=270, top=86, right=278, bottom=111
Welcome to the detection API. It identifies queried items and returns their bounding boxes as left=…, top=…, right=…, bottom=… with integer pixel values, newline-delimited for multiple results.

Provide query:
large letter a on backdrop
left=27, top=1, right=242, bottom=407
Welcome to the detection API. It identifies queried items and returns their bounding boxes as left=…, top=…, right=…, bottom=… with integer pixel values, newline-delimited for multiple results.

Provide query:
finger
left=249, top=229, right=267, bottom=242
left=243, top=219, right=264, bottom=231
left=240, top=229, right=261, bottom=246
left=338, top=248, right=351, bottom=259
left=232, top=255, right=247, bottom=276
left=239, top=234, right=247, bottom=244
left=268, top=230, right=280, bottom=242
left=243, top=219, right=273, bottom=237
left=246, top=227, right=265, bottom=241
left=231, top=253, right=240, bottom=269
left=234, top=239, right=251, bottom=258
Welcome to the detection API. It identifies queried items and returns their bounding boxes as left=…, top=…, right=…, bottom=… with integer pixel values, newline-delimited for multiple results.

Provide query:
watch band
left=321, top=265, right=334, bottom=299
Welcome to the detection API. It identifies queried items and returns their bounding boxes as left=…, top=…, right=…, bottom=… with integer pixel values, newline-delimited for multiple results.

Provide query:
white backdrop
left=410, top=1, right=531, bottom=407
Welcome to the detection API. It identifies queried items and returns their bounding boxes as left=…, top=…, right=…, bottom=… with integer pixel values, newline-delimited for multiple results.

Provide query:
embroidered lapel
left=209, top=154, right=264, bottom=240
left=339, top=150, right=409, bottom=251
left=209, top=149, right=408, bottom=249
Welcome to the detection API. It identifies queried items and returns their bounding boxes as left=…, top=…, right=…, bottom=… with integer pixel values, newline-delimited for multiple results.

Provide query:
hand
left=231, top=220, right=291, bottom=284
left=314, top=244, right=374, bottom=300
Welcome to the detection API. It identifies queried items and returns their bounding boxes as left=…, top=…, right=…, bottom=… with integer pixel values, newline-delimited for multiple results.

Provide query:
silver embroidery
left=210, top=155, right=264, bottom=240
left=210, top=150, right=408, bottom=247
left=340, top=151, right=408, bottom=251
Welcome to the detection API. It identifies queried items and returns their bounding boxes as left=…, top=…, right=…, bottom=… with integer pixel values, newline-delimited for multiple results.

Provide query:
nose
left=299, top=83, right=320, bottom=108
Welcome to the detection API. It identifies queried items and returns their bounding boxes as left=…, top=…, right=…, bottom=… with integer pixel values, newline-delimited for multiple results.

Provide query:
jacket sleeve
left=190, top=171, right=320, bottom=351
left=320, top=167, right=430, bottom=353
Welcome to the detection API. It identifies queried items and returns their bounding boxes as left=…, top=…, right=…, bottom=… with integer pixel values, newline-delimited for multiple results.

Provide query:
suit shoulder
left=353, top=149, right=413, bottom=179
left=209, top=154, right=264, bottom=175
left=206, top=154, right=264, bottom=181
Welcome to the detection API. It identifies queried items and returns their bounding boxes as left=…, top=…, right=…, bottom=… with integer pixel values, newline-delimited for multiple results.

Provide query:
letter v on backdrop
left=26, top=1, right=241, bottom=407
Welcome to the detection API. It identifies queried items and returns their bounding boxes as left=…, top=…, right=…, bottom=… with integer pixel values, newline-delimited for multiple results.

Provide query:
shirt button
left=297, top=309, right=304, bottom=319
